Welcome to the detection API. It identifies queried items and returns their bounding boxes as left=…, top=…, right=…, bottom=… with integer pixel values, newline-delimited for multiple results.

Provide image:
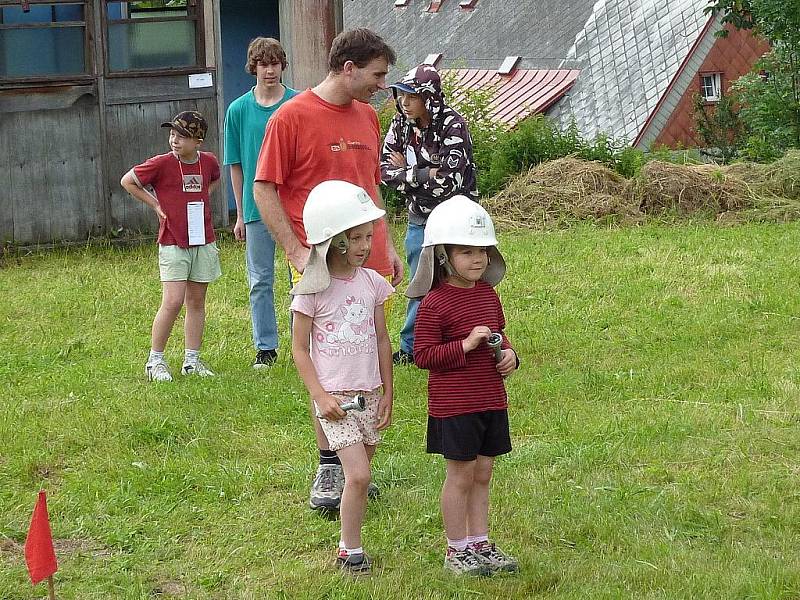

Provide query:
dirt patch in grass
left=0, top=536, right=111, bottom=565
left=0, top=536, right=22, bottom=562
left=151, top=580, right=189, bottom=597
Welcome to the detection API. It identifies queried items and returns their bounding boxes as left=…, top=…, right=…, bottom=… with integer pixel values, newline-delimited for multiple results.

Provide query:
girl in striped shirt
left=407, top=196, right=520, bottom=577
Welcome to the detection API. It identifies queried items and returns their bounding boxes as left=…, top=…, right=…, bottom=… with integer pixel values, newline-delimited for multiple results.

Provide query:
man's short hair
left=328, top=28, right=396, bottom=73
left=245, top=37, right=288, bottom=74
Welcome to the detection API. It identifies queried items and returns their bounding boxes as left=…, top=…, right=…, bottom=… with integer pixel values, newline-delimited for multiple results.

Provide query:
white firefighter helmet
left=406, top=195, right=505, bottom=298
left=303, top=180, right=385, bottom=245
left=420, top=195, right=499, bottom=248
left=292, top=180, right=385, bottom=296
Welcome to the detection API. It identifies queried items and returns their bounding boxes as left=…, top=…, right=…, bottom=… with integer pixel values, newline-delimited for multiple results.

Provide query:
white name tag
left=187, top=202, right=206, bottom=246
left=183, top=174, right=203, bottom=193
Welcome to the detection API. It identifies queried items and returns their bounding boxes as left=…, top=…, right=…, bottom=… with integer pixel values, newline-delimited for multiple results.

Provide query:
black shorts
left=426, top=409, right=512, bottom=461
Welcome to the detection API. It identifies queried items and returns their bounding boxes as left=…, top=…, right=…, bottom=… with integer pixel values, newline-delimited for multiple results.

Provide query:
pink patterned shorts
left=315, top=389, right=383, bottom=451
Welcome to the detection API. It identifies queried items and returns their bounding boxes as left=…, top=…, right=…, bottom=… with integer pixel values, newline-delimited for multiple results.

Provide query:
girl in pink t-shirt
left=290, top=181, right=393, bottom=576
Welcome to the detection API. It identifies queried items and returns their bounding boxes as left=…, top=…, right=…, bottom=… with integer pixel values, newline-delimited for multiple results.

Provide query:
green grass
left=3, top=223, right=800, bottom=598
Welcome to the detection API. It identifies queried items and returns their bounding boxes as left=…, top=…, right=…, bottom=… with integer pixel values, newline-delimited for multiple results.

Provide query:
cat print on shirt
left=325, top=296, right=372, bottom=345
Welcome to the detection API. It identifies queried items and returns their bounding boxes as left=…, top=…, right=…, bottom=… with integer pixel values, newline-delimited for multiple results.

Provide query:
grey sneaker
left=180, top=359, right=214, bottom=377
left=469, top=541, right=519, bottom=573
left=309, top=464, right=344, bottom=510
left=444, top=548, right=492, bottom=577
left=336, top=551, right=371, bottom=576
left=145, top=360, right=173, bottom=382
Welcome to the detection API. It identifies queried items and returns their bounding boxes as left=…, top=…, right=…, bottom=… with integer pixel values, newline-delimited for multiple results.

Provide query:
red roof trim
left=444, top=68, right=580, bottom=127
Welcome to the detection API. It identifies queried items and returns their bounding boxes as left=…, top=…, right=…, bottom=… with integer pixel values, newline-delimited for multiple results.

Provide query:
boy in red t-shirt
left=121, top=110, right=221, bottom=382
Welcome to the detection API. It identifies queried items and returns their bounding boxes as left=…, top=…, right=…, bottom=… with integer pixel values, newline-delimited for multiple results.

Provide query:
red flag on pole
left=24, top=490, right=58, bottom=585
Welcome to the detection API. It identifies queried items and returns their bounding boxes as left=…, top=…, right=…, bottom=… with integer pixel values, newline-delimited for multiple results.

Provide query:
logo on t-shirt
left=182, top=174, right=203, bottom=193
left=330, top=138, right=372, bottom=153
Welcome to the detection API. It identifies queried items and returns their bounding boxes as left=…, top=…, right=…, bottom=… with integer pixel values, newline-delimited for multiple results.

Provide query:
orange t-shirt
left=254, top=90, right=391, bottom=276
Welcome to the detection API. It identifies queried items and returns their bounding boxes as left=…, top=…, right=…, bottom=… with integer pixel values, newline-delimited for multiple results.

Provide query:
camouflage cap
left=160, top=110, right=208, bottom=140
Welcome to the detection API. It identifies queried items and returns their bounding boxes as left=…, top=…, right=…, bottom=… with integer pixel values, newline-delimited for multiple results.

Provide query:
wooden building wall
left=1, top=0, right=341, bottom=245
left=0, top=0, right=224, bottom=246
left=0, top=88, right=104, bottom=243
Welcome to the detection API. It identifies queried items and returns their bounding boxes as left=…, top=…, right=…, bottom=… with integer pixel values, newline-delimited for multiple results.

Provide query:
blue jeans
left=399, top=222, right=425, bottom=354
left=245, top=220, right=278, bottom=351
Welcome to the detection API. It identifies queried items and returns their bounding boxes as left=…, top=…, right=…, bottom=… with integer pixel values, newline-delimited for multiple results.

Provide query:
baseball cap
left=160, top=110, right=208, bottom=140
left=388, top=81, right=418, bottom=94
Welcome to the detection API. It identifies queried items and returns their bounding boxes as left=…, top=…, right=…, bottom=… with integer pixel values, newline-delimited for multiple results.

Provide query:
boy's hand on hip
left=376, top=395, right=393, bottom=430
left=316, top=393, right=346, bottom=421
left=497, top=349, right=517, bottom=377
left=154, top=204, right=167, bottom=220
left=462, top=326, right=491, bottom=353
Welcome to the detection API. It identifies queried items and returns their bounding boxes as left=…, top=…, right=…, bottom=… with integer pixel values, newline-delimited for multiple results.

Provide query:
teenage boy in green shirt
left=224, top=37, right=298, bottom=368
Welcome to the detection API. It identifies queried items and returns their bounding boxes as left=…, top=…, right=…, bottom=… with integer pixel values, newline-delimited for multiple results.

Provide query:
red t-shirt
left=254, top=90, right=391, bottom=276
left=413, top=281, right=513, bottom=418
left=133, top=151, right=220, bottom=247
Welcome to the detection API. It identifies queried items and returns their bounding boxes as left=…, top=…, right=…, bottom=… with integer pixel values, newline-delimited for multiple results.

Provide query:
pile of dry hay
left=719, top=150, right=800, bottom=222
left=484, top=157, right=639, bottom=229
left=725, top=150, right=800, bottom=200
left=627, top=161, right=752, bottom=215
left=483, top=155, right=783, bottom=229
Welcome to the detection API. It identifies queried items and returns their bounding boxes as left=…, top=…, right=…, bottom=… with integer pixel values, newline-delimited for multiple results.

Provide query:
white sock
left=467, top=533, right=489, bottom=547
left=447, top=537, right=468, bottom=552
left=340, top=545, right=363, bottom=556
left=184, top=349, right=200, bottom=364
left=148, top=350, right=165, bottom=364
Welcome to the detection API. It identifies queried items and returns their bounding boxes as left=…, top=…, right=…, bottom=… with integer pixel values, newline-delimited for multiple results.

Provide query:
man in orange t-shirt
left=253, top=28, right=403, bottom=514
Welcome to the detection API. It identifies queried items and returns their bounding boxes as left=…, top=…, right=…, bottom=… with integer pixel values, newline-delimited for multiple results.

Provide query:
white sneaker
left=181, top=359, right=214, bottom=377
left=145, top=360, right=173, bottom=382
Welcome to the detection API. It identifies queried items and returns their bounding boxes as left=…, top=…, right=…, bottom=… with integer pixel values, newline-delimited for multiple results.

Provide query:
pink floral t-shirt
left=290, top=267, right=394, bottom=392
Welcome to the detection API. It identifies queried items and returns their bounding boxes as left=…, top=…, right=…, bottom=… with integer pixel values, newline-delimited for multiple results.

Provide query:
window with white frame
left=700, top=73, right=722, bottom=102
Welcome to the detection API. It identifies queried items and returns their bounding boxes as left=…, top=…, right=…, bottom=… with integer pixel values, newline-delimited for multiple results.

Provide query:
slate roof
left=345, top=1, right=718, bottom=145
left=549, top=0, right=714, bottom=144
left=343, top=0, right=595, bottom=74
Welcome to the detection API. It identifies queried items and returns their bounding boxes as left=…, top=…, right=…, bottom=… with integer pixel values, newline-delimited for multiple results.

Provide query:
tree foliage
left=704, top=0, right=800, bottom=157
left=692, top=93, right=746, bottom=163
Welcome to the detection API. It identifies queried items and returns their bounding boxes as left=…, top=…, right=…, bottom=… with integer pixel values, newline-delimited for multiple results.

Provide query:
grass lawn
left=3, top=222, right=800, bottom=599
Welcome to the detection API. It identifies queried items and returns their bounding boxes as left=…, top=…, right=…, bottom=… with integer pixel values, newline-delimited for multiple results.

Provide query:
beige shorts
left=315, top=389, right=383, bottom=452
left=159, top=242, right=222, bottom=282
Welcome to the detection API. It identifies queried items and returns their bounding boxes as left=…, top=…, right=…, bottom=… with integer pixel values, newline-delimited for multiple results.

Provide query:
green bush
left=479, top=117, right=645, bottom=197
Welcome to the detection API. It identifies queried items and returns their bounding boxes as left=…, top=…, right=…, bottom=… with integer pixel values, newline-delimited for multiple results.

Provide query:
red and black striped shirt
left=413, top=281, right=513, bottom=418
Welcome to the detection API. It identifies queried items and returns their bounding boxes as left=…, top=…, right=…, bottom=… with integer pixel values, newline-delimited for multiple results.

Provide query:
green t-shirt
left=223, top=85, right=298, bottom=223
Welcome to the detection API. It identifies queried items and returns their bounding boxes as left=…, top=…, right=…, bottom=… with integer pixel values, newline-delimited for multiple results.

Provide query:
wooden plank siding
left=1, top=0, right=225, bottom=246
left=0, top=107, right=13, bottom=242
left=0, top=98, right=103, bottom=244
